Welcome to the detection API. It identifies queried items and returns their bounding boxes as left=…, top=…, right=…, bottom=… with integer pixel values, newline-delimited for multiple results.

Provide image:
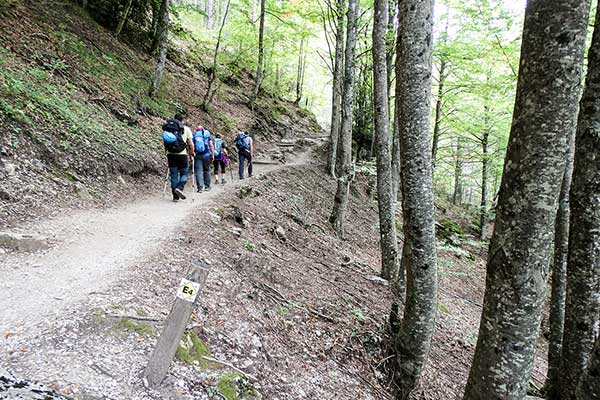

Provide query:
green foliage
left=243, top=241, right=256, bottom=251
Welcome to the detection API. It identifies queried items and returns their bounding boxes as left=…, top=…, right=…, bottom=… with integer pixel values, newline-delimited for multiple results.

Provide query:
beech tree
left=149, top=0, right=170, bottom=97
left=329, top=0, right=358, bottom=237
left=372, top=0, right=399, bottom=282
left=393, top=0, right=437, bottom=397
left=463, top=0, right=591, bottom=398
left=577, top=338, right=600, bottom=399
left=250, top=0, right=266, bottom=103
left=559, top=4, right=600, bottom=397
left=543, top=132, right=575, bottom=399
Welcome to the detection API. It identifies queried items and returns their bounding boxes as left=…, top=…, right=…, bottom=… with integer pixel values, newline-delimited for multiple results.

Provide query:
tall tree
left=115, top=0, right=134, bottom=37
left=202, top=0, right=232, bottom=111
left=327, top=0, right=345, bottom=177
left=151, top=0, right=169, bottom=55
left=559, top=5, right=600, bottom=397
left=149, top=0, right=170, bottom=97
left=431, top=20, right=449, bottom=172
left=295, top=36, right=307, bottom=105
left=543, top=130, right=575, bottom=399
left=373, top=0, right=400, bottom=283
left=462, top=0, right=591, bottom=398
left=329, top=0, right=358, bottom=238
left=251, top=0, right=266, bottom=104
left=393, top=0, right=437, bottom=397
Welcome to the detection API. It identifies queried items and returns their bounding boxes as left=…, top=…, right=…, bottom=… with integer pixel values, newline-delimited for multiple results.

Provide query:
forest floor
left=0, top=139, right=549, bottom=400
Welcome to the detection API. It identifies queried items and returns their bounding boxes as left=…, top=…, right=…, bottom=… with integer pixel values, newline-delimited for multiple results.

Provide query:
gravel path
left=0, top=170, right=266, bottom=335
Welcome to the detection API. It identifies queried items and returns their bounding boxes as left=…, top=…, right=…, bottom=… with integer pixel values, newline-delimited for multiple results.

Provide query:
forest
left=0, top=0, right=599, bottom=399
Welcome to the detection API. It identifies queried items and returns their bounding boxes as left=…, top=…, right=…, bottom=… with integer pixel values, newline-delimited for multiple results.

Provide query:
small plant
left=243, top=241, right=256, bottom=252
left=352, top=308, right=366, bottom=323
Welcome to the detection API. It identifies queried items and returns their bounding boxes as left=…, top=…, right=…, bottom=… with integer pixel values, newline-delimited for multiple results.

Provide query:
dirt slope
left=0, top=0, right=323, bottom=228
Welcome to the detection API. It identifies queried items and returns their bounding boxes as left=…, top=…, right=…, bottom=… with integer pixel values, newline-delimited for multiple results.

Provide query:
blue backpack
left=236, top=132, right=250, bottom=152
left=213, top=138, right=223, bottom=157
left=193, top=129, right=211, bottom=155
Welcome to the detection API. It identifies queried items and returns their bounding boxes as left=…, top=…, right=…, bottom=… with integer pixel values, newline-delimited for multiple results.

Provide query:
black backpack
left=162, top=119, right=187, bottom=153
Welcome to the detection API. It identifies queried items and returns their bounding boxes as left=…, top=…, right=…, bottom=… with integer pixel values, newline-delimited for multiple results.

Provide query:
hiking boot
left=215, top=180, right=219, bottom=185
left=172, top=196, right=179, bottom=202
left=205, top=186, right=211, bottom=192
left=221, top=178, right=226, bottom=184
left=174, top=188, right=186, bottom=200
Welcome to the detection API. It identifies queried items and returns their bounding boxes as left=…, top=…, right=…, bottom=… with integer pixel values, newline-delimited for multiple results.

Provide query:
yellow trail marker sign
left=176, top=278, right=200, bottom=302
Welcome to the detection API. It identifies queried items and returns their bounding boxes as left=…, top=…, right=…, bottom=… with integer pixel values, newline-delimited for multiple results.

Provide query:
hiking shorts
left=214, top=159, right=226, bottom=174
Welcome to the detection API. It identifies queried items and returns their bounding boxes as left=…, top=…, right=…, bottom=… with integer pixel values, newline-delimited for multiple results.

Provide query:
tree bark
left=149, top=0, right=170, bottom=97
left=393, top=0, right=437, bottom=397
left=250, top=0, right=266, bottom=104
left=329, top=0, right=358, bottom=238
left=206, top=0, right=214, bottom=28
left=559, top=5, right=600, bottom=397
left=462, top=1, right=590, bottom=398
left=327, top=0, right=345, bottom=177
left=543, top=129, right=575, bottom=400
left=373, top=0, right=400, bottom=284
left=115, top=0, right=134, bottom=37
left=391, top=105, right=401, bottom=202
left=577, top=337, right=600, bottom=400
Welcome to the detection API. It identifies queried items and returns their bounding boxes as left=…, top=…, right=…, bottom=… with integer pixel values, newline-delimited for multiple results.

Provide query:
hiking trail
left=0, top=153, right=304, bottom=336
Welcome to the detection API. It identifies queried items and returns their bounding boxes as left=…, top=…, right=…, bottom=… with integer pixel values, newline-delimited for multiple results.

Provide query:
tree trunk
left=391, top=105, right=401, bottom=202
left=462, top=1, right=590, bottom=398
left=543, top=129, right=575, bottom=400
left=202, top=0, right=231, bottom=111
left=431, top=58, right=446, bottom=173
left=327, top=0, right=345, bottom=177
left=115, top=0, right=134, bottom=37
left=149, top=0, right=170, bottom=97
left=206, top=0, right=214, bottom=28
left=295, top=36, right=305, bottom=105
left=559, top=5, right=600, bottom=397
left=251, top=0, right=266, bottom=104
left=393, top=0, right=437, bottom=397
left=479, top=128, right=489, bottom=239
left=373, top=0, right=400, bottom=284
left=329, top=0, right=358, bottom=238
left=577, top=337, right=600, bottom=399
left=452, top=137, right=463, bottom=206
left=151, top=0, right=169, bottom=55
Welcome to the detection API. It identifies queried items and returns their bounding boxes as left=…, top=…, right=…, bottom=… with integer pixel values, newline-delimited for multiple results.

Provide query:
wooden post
left=143, top=259, right=210, bottom=387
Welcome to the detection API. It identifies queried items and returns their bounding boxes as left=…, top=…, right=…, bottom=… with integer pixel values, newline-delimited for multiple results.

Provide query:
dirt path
left=0, top=161, right=282, bottom=335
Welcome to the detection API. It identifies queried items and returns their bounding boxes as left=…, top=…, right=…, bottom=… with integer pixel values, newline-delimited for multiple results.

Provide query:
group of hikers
left=161, top=113, right=254, bottom=202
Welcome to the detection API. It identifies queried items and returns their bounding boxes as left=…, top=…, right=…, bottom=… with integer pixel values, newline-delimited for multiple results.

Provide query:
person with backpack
left=235, top=130, right=253, bottom=179
left=193, top=125, right=214, bottom=192
left=162, top=113, right=194, bottom=202
left=212, top=133, right=229, bottom=185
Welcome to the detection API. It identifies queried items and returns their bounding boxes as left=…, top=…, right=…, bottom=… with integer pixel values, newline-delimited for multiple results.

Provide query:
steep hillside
left=0, top=0, right=322, bottom=227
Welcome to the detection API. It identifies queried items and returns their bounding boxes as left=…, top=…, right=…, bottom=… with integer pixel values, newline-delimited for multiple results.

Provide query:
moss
left=177, top=331, right=212, bottom=367
left=114, top=318, right=156, bottom=336
left=217, top=373, right=260, bottom=400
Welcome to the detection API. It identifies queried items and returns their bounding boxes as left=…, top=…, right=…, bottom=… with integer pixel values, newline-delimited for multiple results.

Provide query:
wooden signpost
left=143, top=259, right=210, bottom=387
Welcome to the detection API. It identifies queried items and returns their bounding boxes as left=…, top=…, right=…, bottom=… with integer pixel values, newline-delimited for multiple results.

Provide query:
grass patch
left=177, top=330, right=212, bottom=367
left=217, top=372, right=260, bottom=400
left=114, top=318, right=156, bottom=336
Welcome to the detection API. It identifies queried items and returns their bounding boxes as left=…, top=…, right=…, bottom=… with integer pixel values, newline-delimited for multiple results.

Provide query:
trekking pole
left=162, top=167, right=170, bottom=198
left=190, top=158, right=196, bottom=191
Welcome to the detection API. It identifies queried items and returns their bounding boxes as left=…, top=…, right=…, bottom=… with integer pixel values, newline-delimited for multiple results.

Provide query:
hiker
left=193, top=125, right=214, bottom=192
left=236, top=130, right=253, bottom=179
left=162, top=113, right=194, bottom=202
left=213, top=133, right=229, bottom=185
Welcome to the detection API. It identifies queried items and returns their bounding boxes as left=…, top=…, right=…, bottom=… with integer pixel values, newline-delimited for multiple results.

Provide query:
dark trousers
left=167, top=154, right=189, bottom=196
left=194, top=155, right=212, bottom=190
left=238, top=151, right=252, bottom=179
left=214, top=159, right=226, bottom=175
